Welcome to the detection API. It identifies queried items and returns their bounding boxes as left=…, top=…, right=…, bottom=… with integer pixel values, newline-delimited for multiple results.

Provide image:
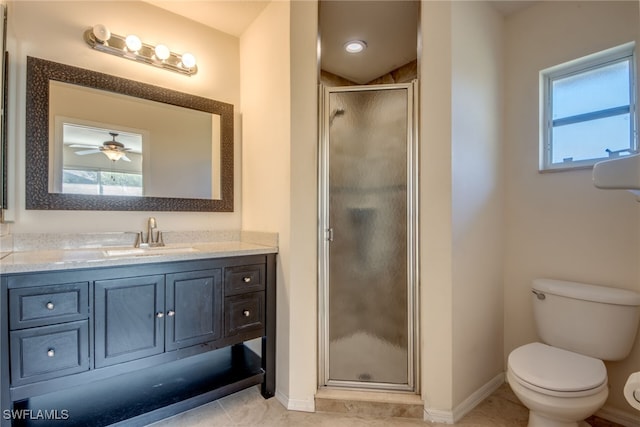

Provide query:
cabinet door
left=95, top=275, right=165, bottom=368
left=165, top=269, right=222, bottom=351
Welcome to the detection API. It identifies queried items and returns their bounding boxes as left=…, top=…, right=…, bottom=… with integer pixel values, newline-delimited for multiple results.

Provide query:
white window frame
left=539, top=42, right=637, bottom=172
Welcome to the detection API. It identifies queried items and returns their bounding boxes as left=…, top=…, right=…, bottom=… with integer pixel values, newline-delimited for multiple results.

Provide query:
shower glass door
left=319, top=83, right=418, bottom=391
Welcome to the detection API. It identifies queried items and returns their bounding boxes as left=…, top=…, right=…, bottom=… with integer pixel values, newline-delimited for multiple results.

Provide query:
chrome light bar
left=83, top=25, right=198, bottom=76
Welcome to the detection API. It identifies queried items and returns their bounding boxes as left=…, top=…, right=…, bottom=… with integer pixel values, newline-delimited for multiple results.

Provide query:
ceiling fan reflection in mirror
left=71, top=132, right=132, bottom=162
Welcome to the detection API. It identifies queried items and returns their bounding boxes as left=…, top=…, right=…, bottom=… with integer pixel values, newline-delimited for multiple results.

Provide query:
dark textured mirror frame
left=26, top=56, right=234, bottom=211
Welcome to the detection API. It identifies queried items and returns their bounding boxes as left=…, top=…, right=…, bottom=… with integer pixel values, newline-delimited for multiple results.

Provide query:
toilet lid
left=509, top=343, right=607, bottom=392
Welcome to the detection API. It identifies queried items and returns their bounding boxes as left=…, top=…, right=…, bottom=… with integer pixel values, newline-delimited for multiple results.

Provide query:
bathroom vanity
left=0, top=242, right=276, bottom=426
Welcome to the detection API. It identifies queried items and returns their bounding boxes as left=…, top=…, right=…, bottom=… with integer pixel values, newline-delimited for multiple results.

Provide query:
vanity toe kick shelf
left=0, top=253, right=276, bottom=427
left=12, top=346, right=262, bottom=427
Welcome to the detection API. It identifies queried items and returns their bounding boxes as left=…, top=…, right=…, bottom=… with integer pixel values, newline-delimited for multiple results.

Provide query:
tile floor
left=148, top=383, right=624, bottom=426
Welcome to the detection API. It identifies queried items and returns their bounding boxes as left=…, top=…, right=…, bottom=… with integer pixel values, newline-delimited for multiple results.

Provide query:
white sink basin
left=103, top=247, right=199, bottom=257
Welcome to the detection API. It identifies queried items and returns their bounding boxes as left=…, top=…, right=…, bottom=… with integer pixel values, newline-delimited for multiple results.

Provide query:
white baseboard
left=595, top=404, right=640, bottom=427
left=423, top=373, right=505, bottom=424
left=424, top=408, right=455, bottom=424
left=453, top=373, right=505, bottom=422
left=276, top=390, right=315, bottom=413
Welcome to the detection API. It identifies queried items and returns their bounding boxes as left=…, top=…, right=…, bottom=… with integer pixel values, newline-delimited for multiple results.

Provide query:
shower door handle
left=327, top=228, right=334, bottom=242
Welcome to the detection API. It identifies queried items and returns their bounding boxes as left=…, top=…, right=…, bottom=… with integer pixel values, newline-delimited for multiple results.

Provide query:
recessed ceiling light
left=344, top=40, right=367, bottom=54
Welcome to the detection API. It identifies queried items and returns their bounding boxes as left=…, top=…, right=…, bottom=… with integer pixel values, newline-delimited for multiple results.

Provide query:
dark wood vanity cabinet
left=0, top=254, right=276, bottom=426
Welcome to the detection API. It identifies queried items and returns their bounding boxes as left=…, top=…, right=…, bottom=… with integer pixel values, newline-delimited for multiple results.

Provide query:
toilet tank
left=532, top=279, right=640, bottom=361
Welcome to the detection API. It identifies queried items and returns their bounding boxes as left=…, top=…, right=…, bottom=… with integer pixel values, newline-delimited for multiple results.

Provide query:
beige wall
left=420, top=1, right=505, bottom=418
left=420, top=0, right=455, bottom=414
left=504, top=0, right=640, bottom=418
left=6, top=1, right=241, bottom=232
left=240, top=0, right=319, bottom=410
left=451, top=0, right=504, bottom=408
left=239, top=0, right=294, bottom=408
left=287, top=0, right=320, bottom=410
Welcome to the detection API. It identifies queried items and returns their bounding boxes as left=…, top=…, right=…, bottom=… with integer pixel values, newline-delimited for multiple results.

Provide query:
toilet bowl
left=507, top=279, right=640, bottom=427
left=508, top=343, right=608, bottom=427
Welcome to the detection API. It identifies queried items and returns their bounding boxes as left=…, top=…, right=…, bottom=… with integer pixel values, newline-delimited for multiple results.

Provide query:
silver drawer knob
left=46, top=302, right=55, bottom=310
left=47, top=349, right=55, bottom=357
left=243, top=277, right=251, bottom=283
left=167, top=310, right=175, bottom=317
left=156, top=312, right=164, bottom=318
left=242, top=310, right=250, bottom=317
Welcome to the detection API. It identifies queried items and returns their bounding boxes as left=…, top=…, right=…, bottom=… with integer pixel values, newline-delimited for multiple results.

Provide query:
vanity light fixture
left=84, top=24, right=198, bottom=76
left=344, top=40, right=367, bottom=54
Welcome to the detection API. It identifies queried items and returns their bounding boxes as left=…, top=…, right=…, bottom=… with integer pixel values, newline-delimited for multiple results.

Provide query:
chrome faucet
left=134, top=217, right=165, bottom=248
left=147, top=217, right=157, bottom=244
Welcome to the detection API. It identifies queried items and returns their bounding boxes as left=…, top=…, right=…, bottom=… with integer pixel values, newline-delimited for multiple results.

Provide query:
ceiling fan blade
left=74, top=149, right=100, bottom=155
left=68, top=144, right=96, bottom=148
left=121, top=155, right=132, bottom=162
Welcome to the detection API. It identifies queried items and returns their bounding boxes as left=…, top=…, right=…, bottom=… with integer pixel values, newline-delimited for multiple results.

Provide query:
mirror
left=26, top=56, right=234, bottom=211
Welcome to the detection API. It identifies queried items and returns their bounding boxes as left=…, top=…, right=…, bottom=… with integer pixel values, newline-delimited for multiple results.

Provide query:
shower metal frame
left=318, top=81, right=420, bottom=392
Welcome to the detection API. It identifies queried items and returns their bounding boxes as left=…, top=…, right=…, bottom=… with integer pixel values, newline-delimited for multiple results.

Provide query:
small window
left=540, top=43, right=637, bottom=171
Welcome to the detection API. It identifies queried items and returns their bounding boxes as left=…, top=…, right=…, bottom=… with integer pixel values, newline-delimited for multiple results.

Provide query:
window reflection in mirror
left=56, top=123, right=144, bottom=197
left=48, top=80, right=221, bottom=200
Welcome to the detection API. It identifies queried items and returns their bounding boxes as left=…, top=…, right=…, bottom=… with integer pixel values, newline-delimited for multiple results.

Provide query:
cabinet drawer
left=224, top=264, right=265, bottom=296
left=10, top=320, right=89, bottom=386
left=10, top=283, right=89, bottom=329
left=225, top=292, right=265, bottom=337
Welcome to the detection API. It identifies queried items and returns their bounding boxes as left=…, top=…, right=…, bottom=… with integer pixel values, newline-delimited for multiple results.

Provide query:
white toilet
left=507, top=279, right=640, bottom=427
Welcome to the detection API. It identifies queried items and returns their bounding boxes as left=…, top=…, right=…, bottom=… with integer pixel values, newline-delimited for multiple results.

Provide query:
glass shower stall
left=319, top=82, right=418, bottom=391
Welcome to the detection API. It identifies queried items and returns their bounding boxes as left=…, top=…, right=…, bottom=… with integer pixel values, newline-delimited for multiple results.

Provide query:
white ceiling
left=144, top=0, right=270, bottom=37
left=144, top=1, right=538, bottom=38
left=143, top=0, right=538, bottom=84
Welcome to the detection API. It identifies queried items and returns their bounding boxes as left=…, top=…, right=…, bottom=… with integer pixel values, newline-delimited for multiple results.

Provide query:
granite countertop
left=0, top=231, right=278, bottom=275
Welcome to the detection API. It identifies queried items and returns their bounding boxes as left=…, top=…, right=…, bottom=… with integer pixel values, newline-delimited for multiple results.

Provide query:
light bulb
left=92, top=24, right=111, bottom=43
left=181, top=52, right=196, bottom=69
left=154, top=44, right=170, bottom=61
left=125, top=35, right=142, bottom=52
